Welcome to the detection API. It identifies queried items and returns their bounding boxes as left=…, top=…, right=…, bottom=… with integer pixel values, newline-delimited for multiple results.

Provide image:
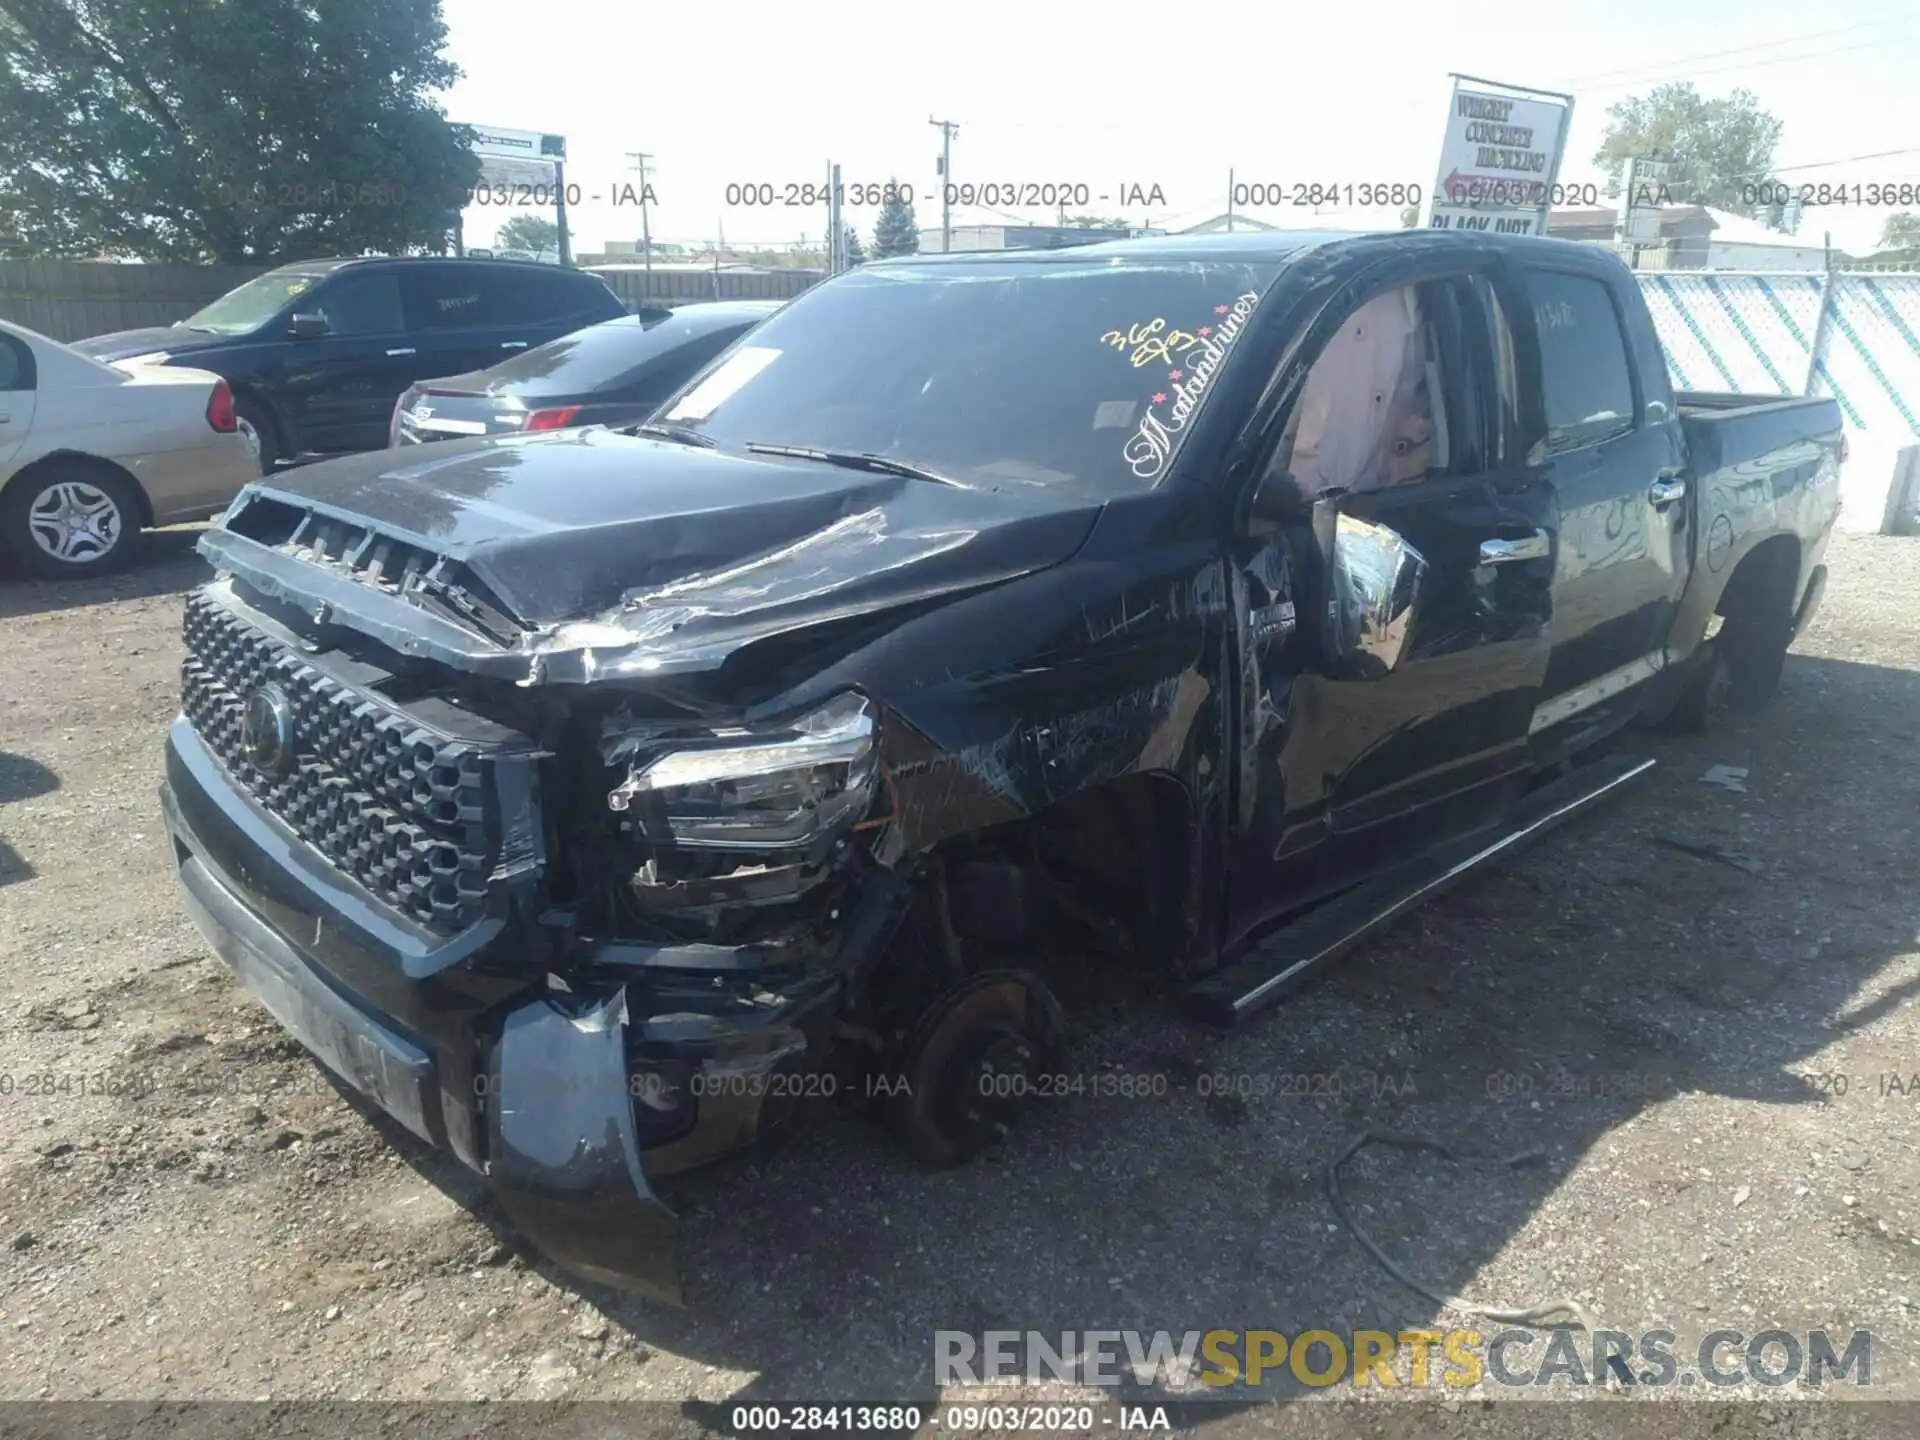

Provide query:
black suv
left=74, top=257, right=627, bottom=469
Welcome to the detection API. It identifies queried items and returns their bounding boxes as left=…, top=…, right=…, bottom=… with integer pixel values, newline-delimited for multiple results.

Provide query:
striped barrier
left=1636, top=273, right=1920, bottom=531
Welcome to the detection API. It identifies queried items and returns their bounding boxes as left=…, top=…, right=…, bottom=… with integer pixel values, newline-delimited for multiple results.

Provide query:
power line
left=1556, top=15, right=1913, bottom=84
left=1571, top=34, right=1916, bottom=95
left=1743, top=148, right=1920, bottom=180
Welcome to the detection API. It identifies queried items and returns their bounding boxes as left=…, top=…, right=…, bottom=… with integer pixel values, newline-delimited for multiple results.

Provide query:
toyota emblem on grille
left=241, top=683, right=296, bottom=777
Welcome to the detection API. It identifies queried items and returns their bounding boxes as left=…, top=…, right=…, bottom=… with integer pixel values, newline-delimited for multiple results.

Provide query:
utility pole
left=1226, top=168, right=1235, bottom=233
left=930, top=116, right=959, bottom=252
left=827, top=161, right=843, bottom=273
left=626, top=152, right=654, bottom=295
left=553, top=159, right=573, bottom=266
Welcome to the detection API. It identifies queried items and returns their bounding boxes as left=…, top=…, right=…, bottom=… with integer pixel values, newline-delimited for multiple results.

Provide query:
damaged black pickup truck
left=162, top=230, right=1843, bottom=1303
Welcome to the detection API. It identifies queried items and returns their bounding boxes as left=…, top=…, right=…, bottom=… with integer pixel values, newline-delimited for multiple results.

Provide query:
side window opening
left=1267, top=278, right=1491, bottom=502
left=310, top=272, right=403, bottom=335
left=0, top=334, right=34, bottom=391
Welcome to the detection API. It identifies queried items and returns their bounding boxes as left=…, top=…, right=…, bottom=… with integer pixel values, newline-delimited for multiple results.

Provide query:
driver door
left=1228, top=261, right=1559, bottom=943
left=276, top=269, right=412, bottom=454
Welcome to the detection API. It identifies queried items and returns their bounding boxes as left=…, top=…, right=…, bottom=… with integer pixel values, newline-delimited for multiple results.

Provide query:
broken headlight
left=605, top=692, right=878, bottom=850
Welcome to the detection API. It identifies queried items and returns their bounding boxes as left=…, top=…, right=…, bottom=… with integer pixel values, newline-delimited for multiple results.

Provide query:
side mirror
left=1322, top=511, right=1427, bottom=678
left=286, top=312, right=330, bottom=339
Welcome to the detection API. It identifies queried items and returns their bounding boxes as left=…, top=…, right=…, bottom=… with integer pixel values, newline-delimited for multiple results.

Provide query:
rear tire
left=1664, top=604, right=1795, bottom=733
left=1, top=461, right=144, bottom=579
left=234, top=397, right=280, bottom=472
left=1719, top=604, right=1794, bottom=710
left=1663, top=640, right=1732, bottom=734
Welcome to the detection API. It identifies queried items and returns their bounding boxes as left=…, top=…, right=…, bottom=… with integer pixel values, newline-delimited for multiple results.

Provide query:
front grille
left=181, top=592, right=506, bottom=932
left=222, top=495, right=525, bottom=646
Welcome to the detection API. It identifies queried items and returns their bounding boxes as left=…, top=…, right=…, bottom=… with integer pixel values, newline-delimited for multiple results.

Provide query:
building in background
left=1546, top=204, right=1828, bottom=271
left=602, top=239, right=690, bottom=261
left=915, top=223, right=1132, bottom=253
left=1176, top=213, right=1281, bottom=235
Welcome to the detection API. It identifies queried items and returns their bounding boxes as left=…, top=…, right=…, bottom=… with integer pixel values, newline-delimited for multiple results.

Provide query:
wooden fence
left=587, top=266, right=824, bottom=306
left=0, top=258, right=823, bottom=342
left=0, top=259, right=268, bottom=342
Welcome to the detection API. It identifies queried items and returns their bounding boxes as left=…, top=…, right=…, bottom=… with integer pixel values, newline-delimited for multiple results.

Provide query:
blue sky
left=439, top=0, right=1917, bottom=256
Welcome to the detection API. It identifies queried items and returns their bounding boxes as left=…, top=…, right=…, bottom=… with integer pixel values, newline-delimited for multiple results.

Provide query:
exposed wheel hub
left=892, top=970, right=1062, bottom=1168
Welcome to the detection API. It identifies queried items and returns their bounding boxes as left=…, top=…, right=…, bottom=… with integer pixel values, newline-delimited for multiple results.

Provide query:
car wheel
left=1664, top=604, right=1794, bottom=733
left=2, top=462, right=144, bottom=579
left=1663, top=638, right=1732, bottom=734
left=234, top=398, right=279, bottom=471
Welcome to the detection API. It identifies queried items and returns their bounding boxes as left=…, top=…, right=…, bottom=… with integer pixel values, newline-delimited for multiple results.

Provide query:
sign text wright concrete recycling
left=1423, top=80, right=1571, bottom=236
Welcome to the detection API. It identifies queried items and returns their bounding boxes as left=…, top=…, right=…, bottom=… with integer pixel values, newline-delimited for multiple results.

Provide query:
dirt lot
left=1, top=526, right=1918, bottom=1429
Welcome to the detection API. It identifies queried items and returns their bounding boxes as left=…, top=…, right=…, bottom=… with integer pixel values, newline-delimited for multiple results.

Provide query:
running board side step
left=1187, top=753, right=1658, bottom=1028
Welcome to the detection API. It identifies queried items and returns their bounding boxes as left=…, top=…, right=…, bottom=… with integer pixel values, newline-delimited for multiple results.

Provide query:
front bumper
left=161, top=716, right=869, bottom=1304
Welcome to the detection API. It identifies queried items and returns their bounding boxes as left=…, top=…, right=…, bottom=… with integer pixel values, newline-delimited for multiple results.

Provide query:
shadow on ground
left=0, top=527, right=209, bottom=621
left=274, top=645, right=1920, bottom=1424
left=0, top=749, right=59, bottom=886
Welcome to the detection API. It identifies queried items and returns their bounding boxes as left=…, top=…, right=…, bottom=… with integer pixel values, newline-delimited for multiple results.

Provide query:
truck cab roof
left=873, top=226, right=1631, bottom=271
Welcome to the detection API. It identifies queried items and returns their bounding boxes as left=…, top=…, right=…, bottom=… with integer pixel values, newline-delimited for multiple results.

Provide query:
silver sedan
left=0, top=318, right=260, bottom=577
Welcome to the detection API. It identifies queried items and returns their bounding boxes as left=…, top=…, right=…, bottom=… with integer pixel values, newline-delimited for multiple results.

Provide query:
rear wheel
left=1, top=462, right=144, bottom=578
left=1665, top=604, right=1794, bottom=733
left=1719, top=605, right=1794, bottom=710
left=234, top=397, right=279, bottom=472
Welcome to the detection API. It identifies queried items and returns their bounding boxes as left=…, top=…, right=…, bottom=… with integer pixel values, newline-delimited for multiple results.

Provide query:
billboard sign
left=1422, top=78, right=1572, bottom=236
left=465, top=126, right=566, bottom=162
left=459, top=125, right=568, bottom=191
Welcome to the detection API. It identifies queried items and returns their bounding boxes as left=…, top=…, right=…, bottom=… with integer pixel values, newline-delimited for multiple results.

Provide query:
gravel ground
left=1, top=527, right=1917, bottom=1432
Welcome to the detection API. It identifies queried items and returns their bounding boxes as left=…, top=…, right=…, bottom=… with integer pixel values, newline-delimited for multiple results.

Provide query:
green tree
left=1593, top=83, right=1783, bottom=216
left=872, top=181, right=919, bottom=258
left=843, top=225, right=867, bottom=266
left=1881, top=213, right=1920, bottom=250
left=495, top=215, right=558, bottom=256
left=1063, top=213, right=1127, bottom=229
left=0, top=0, right=480, bottom=262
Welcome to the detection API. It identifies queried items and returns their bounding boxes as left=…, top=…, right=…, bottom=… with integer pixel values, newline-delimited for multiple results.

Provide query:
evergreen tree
left=844, top=225, right=867, bottom=267
left=872, top=182, right=919, bottom=258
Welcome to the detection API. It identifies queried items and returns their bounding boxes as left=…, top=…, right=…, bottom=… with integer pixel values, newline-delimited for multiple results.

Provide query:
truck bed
left=1675, top=390, right=1844, bottom=478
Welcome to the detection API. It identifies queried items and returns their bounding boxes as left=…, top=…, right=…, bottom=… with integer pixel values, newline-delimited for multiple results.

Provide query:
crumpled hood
left=210, top=428, right=1103, bottom=678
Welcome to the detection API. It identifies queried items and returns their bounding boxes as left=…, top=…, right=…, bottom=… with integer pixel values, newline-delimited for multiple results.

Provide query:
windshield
left=486, top=313, right=752, bottom=392
left=657, top=259, right=1283, bottom=494
left=181, top=271, right=330, bottom=334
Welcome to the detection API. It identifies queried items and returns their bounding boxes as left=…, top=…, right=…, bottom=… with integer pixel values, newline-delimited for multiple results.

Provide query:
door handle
left=385, top=347, right=416, bottom=357
left=500, top=341, right=529, bottom=349
left=1648, top=474, right=1687, bottom=505
left=1479, top=530, right=1552, bottom=566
